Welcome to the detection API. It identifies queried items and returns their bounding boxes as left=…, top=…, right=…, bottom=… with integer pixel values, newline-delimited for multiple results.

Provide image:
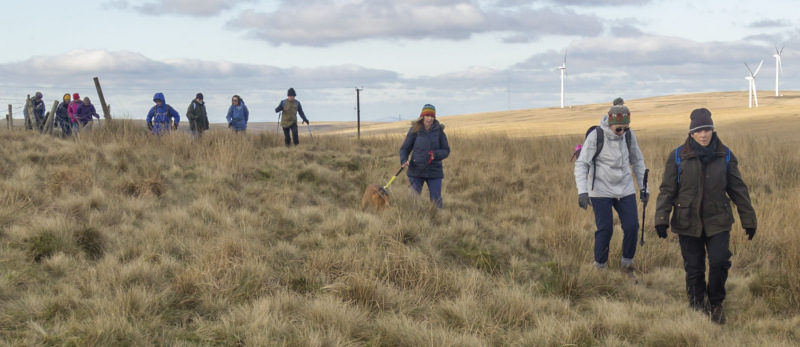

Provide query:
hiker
left=55, top=93, right=72, bottom=137
left=74, top=97, right=100, bottom=131
left=68, top=93, right=81, bottom=132
left=654, top=108, right=757, bottom=325
left=186, top=92, right=209, bottom=138
left=146, top=92, right=180, bottom=135
left=274, top=88, right=309, bottom=146
left=226, top=94, right=249, bottom=133
left=25, top=92, right=46, bottom=131
left=399, top=104, right=450, bottom=208
left=573, top=98, right=648, bottom=275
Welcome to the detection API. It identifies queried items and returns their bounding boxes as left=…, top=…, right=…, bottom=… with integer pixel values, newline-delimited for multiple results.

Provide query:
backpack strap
left=590, top=128, right=604, bottom=190
left=675, top=145, right=684, bottom=184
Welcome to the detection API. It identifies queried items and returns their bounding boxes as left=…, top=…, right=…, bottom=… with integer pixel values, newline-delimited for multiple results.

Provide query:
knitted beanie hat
left=420, top=104, right=436, bottom=118
left=607, top=98, right=630, bottom=125
left=63, top=93, right=71, bottom=101
left=196, top=92, right=203, bottom=100
left=34, top=92, right=43, bottom=100
left=689, top=108, right=714, bottom=133
left=73, top=93, right=80, bottom=101
left=287, top=88, right=296, bottom=96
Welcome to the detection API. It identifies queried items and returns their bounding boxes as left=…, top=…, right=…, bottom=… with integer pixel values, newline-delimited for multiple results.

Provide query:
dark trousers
left=679, top=231, right=731, bottom=307
left=283, top=123, right=299, bottom=146
left=409, top=176, right=443, bottom=208
left=590, top=194, right=639, bottom=265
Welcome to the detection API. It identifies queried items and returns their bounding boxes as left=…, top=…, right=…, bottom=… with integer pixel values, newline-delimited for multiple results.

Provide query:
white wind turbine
left=774, top=45, right=784, bottom=96
left=558, top=50, right=567, bottom=108
left=745, top=60, right=763, bottom=108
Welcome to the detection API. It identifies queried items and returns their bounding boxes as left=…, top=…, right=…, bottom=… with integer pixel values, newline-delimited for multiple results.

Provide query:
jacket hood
left=153, top=92, right=166, bottom=103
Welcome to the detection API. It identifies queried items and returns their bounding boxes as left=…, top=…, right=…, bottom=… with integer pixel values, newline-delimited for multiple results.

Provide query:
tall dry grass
left=0, top=118, right=799, bottom=346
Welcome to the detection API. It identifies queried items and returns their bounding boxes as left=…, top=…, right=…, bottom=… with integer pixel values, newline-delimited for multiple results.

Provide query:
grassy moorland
left=1, top=93, right=799, bottom=346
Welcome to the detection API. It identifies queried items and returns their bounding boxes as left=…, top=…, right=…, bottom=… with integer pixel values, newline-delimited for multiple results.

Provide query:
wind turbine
left=774, top=45, right=784, bottom=96
left=558, top=50, right=567, bottom=108
left=745, top=60, right=763, bottom=108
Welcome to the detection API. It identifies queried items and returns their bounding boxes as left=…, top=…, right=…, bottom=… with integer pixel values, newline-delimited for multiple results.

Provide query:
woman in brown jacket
left=654, top=108, right=757, bottom=325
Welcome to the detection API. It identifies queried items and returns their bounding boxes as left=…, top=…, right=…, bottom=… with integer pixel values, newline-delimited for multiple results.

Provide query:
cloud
left=228, top=1, right=603, bottom=46
left=107, top=0, right=257, bottom=17
left=747, top=19, right=792, bottom=28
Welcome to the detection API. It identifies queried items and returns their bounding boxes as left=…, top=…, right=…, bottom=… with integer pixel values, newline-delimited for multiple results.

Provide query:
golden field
left=1, top=91, right=799, bottom=345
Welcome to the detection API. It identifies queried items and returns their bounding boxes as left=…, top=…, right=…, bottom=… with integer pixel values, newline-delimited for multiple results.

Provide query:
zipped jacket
left=399, top=120, right=450, bottom=178
left=655, top=135, right=757, bottom=238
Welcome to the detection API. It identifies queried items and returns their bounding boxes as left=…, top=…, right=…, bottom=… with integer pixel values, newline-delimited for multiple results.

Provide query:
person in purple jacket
left=74, top=97, right=100, bottom=131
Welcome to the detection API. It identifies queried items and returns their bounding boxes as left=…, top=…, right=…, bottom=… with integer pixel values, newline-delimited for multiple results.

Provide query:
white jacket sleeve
left=574, top=131, right=598, bottom=195
left=628, top=131, right=648, bottom=193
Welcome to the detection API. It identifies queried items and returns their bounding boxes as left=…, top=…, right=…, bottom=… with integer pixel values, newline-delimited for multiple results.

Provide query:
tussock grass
left=1, top=112, right=799, bottom=345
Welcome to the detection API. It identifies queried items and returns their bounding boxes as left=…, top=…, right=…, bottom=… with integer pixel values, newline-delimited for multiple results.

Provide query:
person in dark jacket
left=399, top=104, right=450, bottom=208
left=186, top=92, right=209, bottom=138
left=55, top=93, right=72, bottom=138
left=274, top=88, right=309, bottom=146
left=74, top=97, right=100, bottom=131
left=25, top=92, right=46, bottom=131
left=654, top=108, right=757, bottom=325
left=226, top=95, right=249, bottom=133
left=146, top=92, right=180, bottom=135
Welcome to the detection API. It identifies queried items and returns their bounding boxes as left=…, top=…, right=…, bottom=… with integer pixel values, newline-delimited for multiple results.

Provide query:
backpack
left=674, top=144, right=731, bottom=184
left=149, top=104, right=175, bottom=123
left=572, top=126, right=633, bottom=189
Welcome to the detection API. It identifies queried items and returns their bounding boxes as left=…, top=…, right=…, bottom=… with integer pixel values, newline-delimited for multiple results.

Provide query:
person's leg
left=679, top=234, right=708, bottom=310
left=613, top=194, right=640, bottom=266
left=426, top=178, right=443, bottom=208
left=282, top=126, right=291, bottom=146
left=706, top=231, right=732, bottom=307
left=291, top=123, right=299, bottom=145
left=409, top=176, right=424, bottom=195
left=590, top=197, right=614, bottom=268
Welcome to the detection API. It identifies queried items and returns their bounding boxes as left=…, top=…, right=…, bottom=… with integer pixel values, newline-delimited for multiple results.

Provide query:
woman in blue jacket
left=399, top=104, right=450, bottom=208
left=226, top=95, right=249, bottom=132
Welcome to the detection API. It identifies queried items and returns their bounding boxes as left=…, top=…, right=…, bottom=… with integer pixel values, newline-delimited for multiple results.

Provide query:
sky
left=1, top=0, right=798, bottom=124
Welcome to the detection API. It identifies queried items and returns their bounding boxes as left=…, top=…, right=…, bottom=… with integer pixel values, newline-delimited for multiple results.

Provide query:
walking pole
left=305, top=122, right=313, bottom=140
left=275, top=112, right=281, bottom=146
left=639, top=168, right=649, bottom=246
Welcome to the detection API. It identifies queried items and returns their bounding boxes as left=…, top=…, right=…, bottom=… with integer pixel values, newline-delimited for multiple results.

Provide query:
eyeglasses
left=614, top=126, right=630, bottom=134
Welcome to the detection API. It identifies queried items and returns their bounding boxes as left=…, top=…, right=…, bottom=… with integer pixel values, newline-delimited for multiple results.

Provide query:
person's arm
left=275, top=100, right=284, bottom=113
left=226, top=106, right=233, bottom=124
left=654, top=149, right=679, bottom=227
left=573, top=132, right=597, bottom=195
left=434, top=129, right=449, bottom=161
left=297, top=101, right=309, bottom=123
left=244, top=106, right=249, bottom=123
left=186, top=103, right=197, bottom=121
left=628, top=131, right=648, bottom=192
left=146, top=106, right=154, bottom=123
left=399, top=129, right=416, bottom=165
left=169, top=106, right=180, bottom=124
left=725, top=151, right=757, bottom=229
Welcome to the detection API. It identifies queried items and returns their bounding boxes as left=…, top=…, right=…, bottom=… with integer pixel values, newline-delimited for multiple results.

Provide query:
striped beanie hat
left=608, top=98, right=630, bottom=125
left=420, top=104, right=436, bottom=118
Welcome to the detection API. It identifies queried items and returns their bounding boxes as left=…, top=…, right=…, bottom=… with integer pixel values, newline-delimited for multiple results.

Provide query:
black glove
left=172, top=123, right=178, bottom=130
left=302, top=119, right=309, bottom=125
left=147, top=122, right=153, bottom=131
left=655, top=225, right=668, bottom=239
left=745, top=228, right=756, bottom=240
left=640, top=189, right=649, bottom=205
left=578, top=193, right=590, bottom=210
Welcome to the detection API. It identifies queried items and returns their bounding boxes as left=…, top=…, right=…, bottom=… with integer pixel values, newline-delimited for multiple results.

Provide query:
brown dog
left=361, top=184, right=391, bottom=211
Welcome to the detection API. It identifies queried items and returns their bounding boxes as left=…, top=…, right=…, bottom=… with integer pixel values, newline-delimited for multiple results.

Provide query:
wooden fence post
left=25, top=95, right=34, bottom=131
left=93, top=77, right=112, bottom=121
left=43, top=101, right=58, bottom=134
left=6, top=104, right=11, bottom=130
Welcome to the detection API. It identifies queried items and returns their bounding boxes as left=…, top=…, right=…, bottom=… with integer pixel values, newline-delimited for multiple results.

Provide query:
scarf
left=690, top=133, right=718, bottom=164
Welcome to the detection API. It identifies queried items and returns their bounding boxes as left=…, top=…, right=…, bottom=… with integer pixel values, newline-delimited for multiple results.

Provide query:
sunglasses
left=614, top=126, right=630, bottom=134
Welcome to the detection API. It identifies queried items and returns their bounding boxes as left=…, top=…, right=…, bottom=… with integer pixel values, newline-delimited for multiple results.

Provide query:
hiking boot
left=710, top=305, right=726, bottom=325
left=690, top=300, right=709, bottom=314
left=621, top=264, right=638, bottom=284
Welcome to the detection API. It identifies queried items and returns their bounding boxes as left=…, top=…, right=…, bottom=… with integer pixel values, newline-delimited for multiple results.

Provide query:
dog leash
left=382, top=166, right=405, bottom=192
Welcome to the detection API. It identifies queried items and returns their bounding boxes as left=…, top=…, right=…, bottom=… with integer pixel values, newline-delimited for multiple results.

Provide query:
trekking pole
left=639, top=168, right=649, bottom=246
left=305, top=122, right=313, bottom=140
left=275, top=112, right=281, bottom=146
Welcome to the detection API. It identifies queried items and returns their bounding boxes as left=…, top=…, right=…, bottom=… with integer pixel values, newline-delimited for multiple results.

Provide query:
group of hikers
left=571, top=98, right=757, bottom=325
left=144, top=88, right=310, bottom=146
left=24, top=92, right=100, bottom=137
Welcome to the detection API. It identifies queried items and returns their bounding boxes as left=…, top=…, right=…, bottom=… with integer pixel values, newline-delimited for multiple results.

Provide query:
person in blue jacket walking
left=226, top=95, right=249, bottom=133
left=399, top=104, right=450, bottom=208
left=146, top=92, right=180, bottom=134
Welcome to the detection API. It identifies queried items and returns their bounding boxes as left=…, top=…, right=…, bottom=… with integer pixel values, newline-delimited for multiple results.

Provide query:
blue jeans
left=590, top=194, right=639, bottom=266
left=409, top=176, right=443, bottom=208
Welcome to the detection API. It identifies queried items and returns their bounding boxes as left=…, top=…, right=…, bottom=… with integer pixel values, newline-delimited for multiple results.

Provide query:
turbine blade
left=780, top=44, right=785, bottom=54
left=745, top=62, right=754, bottom=76
left=753, top=60, right=764, bottom=76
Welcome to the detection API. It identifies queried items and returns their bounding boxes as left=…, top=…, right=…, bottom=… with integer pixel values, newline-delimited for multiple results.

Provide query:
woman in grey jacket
left=574, top=98, right=648, bottom=275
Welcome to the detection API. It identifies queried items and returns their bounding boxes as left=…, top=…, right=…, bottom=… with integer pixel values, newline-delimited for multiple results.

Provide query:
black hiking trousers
left=283, top=123, right=299, bottom=146
left=678, top=231, right=732, bottom=307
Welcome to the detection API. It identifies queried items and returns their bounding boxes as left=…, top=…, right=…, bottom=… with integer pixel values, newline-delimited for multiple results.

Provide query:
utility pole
left=355, top=87, right=363, bottom=140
